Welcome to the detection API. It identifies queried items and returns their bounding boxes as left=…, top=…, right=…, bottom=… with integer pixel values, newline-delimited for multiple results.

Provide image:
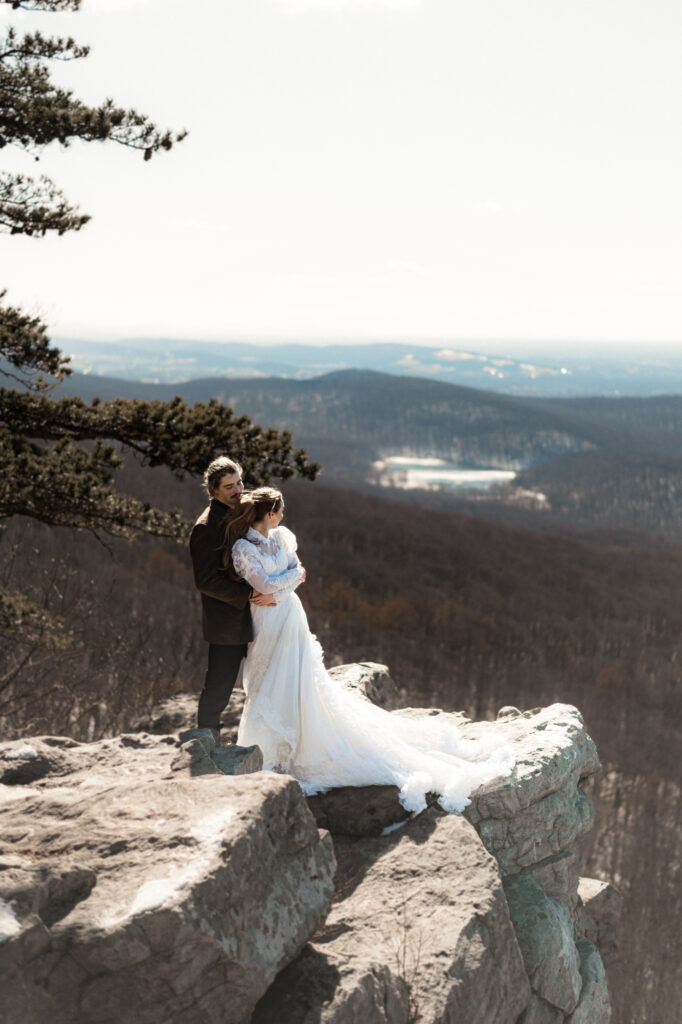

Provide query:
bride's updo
left=222, top=487, right=284, bottom=568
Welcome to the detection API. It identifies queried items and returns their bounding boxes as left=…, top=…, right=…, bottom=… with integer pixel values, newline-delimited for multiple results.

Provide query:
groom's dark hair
left=203, top=456, right=242, bottom=495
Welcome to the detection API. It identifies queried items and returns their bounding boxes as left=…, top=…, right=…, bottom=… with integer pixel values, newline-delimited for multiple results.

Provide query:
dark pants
left=197, top=643, right=247, bottom=731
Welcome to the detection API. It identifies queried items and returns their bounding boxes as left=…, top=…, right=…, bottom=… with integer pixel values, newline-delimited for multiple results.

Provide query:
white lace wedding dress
left=232, top=525, right=515, bottom=814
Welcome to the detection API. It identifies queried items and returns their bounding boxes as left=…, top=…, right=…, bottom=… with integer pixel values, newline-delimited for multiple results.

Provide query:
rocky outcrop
left=575, top=877, right=622, bottom=968
left=0, top=729, right=261, bottom=788
left=252, top=807, right=530, bottom=1024
left=298, top=699, right=617, bottom=1024
left=1, top=665, right=618, bottom=1024
left=325, top=661, right=402, bottom=710
left=0, top=733, right=335, bottom=1024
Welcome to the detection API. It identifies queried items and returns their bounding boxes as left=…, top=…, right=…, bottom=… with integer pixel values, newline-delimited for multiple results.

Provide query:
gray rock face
left=326, top=661, right=402, bottom=710
left=252, top=808, right=530, bottom=1024
left=575, top=877, right=622, bottom=967
left=0, top=734, right=335, bottom=1024
left=520, top=995, right=565, bottom=1024
left=504, top=872, right=582, bottom=1014
left=172, top=728, right=263, bottom=777
left=463, top=706, right=611, bottom=1024
left=463, top=704, right=600, bottom=873
left=566, top=940, right=611, bottom=1024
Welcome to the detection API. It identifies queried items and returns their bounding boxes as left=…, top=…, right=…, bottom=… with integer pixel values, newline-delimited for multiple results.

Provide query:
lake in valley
left=377, top=457, right=517, bottom=491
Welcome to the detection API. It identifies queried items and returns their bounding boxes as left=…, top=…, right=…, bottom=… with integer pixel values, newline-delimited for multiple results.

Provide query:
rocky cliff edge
left=0, top=663, right=620, bottom=1024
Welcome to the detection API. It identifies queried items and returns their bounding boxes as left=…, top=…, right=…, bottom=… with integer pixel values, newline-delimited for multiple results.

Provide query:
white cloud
left=173, top=219, right=231, bottom=234
left=386, top=259, right=433, bottom=278
left=469, top=199, right=504, bottom=216
left=397, top=353, right=419, bottom=366
left=434, top=349, right=479, bottom=362
left=277, top=0, right=421, bottom=14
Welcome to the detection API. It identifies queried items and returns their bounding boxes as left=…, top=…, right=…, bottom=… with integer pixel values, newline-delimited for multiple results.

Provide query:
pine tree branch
left=0, top=389, right=321, bottom=482
left=0, top=2, right=82, bottom=11
left=0, top=428, right=189, bottom=539
left=0, top=28, right=187, bottom=156
left=0, top=172, right=89, bottom=235
left=0, top=292, right=72, bottom=390
left=0, top=28, right=89, bottom=61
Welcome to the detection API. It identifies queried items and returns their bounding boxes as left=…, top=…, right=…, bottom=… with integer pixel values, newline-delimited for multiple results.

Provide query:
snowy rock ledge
left=0, top=734, right=335, bottom=1024
left=0, top=664, right=619, bottom=1024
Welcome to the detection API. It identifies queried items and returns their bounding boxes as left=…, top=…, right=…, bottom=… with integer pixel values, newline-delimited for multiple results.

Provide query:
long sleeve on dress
left=232, top=537, right=304, bottom=604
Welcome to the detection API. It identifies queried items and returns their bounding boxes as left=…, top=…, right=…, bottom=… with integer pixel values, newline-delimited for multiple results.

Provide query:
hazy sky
left=1, top=0, right=680, bottom=350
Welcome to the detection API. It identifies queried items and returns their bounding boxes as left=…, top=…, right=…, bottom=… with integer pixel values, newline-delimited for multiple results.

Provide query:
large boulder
left=326, top=662, right=402, bottom=710
left=575, top=877, right=621, bottom=966
left=0, top=736, right=335, bottom=1024
left=566, top=939, right=611, bottom=1024
left=504, top=872, right=582, bottom=1014
left=252, top=807, right=530, bottom=1024
left=463, top=704, right=600, bottom=877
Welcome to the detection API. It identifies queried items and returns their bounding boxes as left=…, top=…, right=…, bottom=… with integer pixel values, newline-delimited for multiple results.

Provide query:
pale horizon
left=2, top=0, right=681, bottom=350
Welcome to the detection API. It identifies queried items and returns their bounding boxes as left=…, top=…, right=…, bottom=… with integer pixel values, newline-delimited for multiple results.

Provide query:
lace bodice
left=231, top=526, right=304, bottom=603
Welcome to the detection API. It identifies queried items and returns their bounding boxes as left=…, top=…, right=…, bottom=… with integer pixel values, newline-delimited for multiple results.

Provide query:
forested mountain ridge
left=525, top=393, right=682, bottom=456
left=52, top=368, right=682, bottom=541
left=56, top=366, right=682, bottom=473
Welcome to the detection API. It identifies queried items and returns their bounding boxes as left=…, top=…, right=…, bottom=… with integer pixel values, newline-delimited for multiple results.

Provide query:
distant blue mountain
left=53, top=337, right=682, bottom=397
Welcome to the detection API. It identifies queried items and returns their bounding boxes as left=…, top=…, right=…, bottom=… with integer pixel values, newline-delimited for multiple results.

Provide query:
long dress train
left=232, top=525, right=514, bottom=814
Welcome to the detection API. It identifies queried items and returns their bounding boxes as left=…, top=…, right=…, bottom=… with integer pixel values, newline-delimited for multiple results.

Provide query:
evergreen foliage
left=1, top=2, right=319, bottom=633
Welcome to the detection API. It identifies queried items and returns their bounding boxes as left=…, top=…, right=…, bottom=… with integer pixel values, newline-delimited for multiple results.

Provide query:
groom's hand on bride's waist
left=250, top=590, right=277, bottom=607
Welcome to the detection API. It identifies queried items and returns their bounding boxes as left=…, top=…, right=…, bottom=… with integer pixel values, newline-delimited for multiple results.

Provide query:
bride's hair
left=222, top=487, right=284, bottom=569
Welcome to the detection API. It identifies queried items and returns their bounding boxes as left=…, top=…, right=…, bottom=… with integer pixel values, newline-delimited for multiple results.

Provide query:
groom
left=189, top=456, right=274, bottom=741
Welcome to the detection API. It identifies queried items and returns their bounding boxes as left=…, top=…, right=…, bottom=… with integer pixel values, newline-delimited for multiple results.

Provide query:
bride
left=225, top=487, right=515, bottom=814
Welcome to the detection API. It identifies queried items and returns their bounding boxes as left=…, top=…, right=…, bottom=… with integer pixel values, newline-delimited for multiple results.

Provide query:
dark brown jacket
left=189, top=499, right=253, bottom=645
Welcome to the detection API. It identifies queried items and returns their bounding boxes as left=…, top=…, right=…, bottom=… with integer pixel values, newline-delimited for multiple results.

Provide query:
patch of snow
left=0, top=900, right=21, bottom=942
left=108, top=807, right=237, bottom=924
left=6, top=744, right=38, bottom=761
left=434, top=349, right=479, bottom=362
left=129, top=870, right=195, bottom=915
left=190, top=808, right=236, bottom=844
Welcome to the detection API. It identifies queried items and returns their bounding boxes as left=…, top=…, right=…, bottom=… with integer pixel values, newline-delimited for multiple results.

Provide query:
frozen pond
left=378, top=457, right=516, bottom=491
